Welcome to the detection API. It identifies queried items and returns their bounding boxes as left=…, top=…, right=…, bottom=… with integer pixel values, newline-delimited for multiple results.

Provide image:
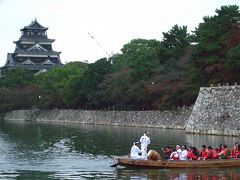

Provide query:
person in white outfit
left=180, top=145, right=188, bottom=160
left=139, top=131, right=150, bottom=157
left=130, top=142, right=147, bottom=160
left=170, top=145, right=182, bottom=160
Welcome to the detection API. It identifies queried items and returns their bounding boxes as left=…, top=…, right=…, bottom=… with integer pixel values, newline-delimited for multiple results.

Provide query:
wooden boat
left=113, top=156, right=240, bottom=168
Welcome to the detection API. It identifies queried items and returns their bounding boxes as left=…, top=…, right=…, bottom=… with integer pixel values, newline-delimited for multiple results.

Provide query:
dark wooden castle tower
left=0, top=19, right=62, bottom=75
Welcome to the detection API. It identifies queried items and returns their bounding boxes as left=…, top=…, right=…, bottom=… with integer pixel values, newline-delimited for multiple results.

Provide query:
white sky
left=0, top=0, right=239, bottom=66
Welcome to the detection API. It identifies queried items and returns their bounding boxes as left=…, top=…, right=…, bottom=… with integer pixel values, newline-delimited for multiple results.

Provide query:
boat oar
left=110, top=163, right=118, bottom=167
left=110, top=157, right=119, bottom=167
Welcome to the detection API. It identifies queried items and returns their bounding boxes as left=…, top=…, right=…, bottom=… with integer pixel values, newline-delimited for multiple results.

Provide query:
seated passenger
left=162, top=146, right=173, bottom=159
left=237, top=144, right=240, bottom=158
left=205, top=146, right=214, bottom=160
left=180, top=145, right=188, bottom=160
left=213, top=148, right=219, bottom=159
left=231, top=142, right=239, bottom=158
left=218, top=144, right=231, bottom=159
left=217, top=144, right=223, bottom=153
left=187, top=146, right=198, bottom=160
left=130, top=142, right=147, bottom=160
left=170, top=145, right=182, bottom=160
left=198, top=144, right=207, bottom=160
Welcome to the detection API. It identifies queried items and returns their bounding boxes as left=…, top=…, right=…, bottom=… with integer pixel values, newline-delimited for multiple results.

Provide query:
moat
left=0, top=120, right=240, bottom=179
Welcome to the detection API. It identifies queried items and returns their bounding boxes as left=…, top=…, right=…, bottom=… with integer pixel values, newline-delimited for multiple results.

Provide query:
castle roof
left=14, top=36, right=55, bottom=44
left=15, top=50, right=61, bottom=57
left=21, top=19, right=48, bottom=31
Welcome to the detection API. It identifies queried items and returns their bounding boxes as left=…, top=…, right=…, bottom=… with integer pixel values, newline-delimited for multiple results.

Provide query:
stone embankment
left=186, top=85, right=240, bottom=136
left=3, top=107, right=192, bottom=130
left=3, top=85, right=240, bottom=136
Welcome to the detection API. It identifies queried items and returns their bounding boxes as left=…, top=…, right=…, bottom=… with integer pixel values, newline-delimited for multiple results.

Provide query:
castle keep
left=0, top=19, right=62, bottom=74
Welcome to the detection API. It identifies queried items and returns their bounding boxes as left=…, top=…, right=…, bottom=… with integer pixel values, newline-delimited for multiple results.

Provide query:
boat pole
left=110, top=157, right=118, bottom=167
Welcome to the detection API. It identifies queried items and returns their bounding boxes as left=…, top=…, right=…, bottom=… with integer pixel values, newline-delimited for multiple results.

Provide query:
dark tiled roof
left=21, top=19, right=48, bottom=31
left=15, top=50, right=61, bottom=56
left=5, top=53, right=62, bottom=64
left=14, top=36, right=55, bottom=44
left=19, top=58, right=61, bottom=65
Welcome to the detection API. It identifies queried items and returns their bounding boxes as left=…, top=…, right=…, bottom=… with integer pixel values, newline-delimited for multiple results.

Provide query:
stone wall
left=185, top=85, right=240, bottom=136
left=3, top=85, right=240, bottom=136
left=3, top=107, right=192, bottom=130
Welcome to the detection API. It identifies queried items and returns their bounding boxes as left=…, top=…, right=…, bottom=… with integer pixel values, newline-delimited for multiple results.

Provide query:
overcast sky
left=0, top=0, right=239, bottom=66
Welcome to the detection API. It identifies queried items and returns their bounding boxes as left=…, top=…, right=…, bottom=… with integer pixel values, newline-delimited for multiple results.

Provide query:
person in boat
left=162, top=146, right=173, bottom=159
left=180, top=145, right=188, bottom=160
left=139, top=131, right=150, bottom=158
left=170, top=145, right=182, bottom=160
left=213, top=148, right=219, bottom=159
left=231, top=142, right=239, bottom=158
left=198, top=144, right=207, bottom=160
left=130, top=142, right=147, bottom=160
left=187, top=146, right=198, bottom=160
left=236, top=144, right=240, bottom=158
left=204, top=146, right=214, bottom=160
left=218, top=144, right=231, bottom=159
left=216, top=144, right=223, bottom=154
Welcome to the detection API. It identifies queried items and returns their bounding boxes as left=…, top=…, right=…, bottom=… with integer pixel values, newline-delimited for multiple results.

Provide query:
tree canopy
left=0, top=5, right=239, bottom=112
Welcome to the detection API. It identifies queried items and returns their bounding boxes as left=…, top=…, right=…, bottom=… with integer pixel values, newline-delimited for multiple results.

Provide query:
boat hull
left=114, top=156, right=240, bottom=168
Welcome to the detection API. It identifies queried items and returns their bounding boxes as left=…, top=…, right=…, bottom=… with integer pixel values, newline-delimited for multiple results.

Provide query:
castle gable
left=22, top=59, right=35, bottom=65
left=27, top=43, right=48, bottom=52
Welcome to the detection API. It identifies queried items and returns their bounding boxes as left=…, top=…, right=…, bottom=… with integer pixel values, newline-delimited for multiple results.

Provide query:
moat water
left=0, top=120, right=240, bottom=179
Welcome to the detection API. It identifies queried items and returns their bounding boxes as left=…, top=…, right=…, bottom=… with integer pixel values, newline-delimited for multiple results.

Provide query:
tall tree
left=162, top=24, right=190, bottom=58
left=192, top=5, right=240, bottom=84
left=35, top=61, right=87, bottom=108
left=117, top=39, right=164, bottom=80
left=81, top=58, right=113, bottom=108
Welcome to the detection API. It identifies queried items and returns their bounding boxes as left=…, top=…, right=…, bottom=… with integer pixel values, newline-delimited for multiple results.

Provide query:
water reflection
left=115, top=168, right=240, bottom=180
left=0, top=121, right=240, bottom=179
left=0, top=121, right=190, bottom=157
left=186, top=133, right=239, bottom=149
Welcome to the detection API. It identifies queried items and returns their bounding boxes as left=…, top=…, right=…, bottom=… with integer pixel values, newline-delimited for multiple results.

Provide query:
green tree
left=81, top=58, right=113, bottom=108
left=162, top=24, right=190, bottom=58
left=0, top=68, right=34, bottom=88
left=192, top=5, right=240, bottom=84
left=59, top=62, right=87, bottom=107
left=100, top=67, right=134, bottom=109
left=226, top=44, right=240, bottom=69
left=116, top=39, right=164, bottom=80
left=0, top=85, right=41, bottom=112
left=35, top=61, right=87, bottom=108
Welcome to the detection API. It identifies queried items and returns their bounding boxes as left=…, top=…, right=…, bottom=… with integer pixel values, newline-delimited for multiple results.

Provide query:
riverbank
left=3, top=107, right=192, bottom=130
left=2, top=85, right=240, bottom=136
